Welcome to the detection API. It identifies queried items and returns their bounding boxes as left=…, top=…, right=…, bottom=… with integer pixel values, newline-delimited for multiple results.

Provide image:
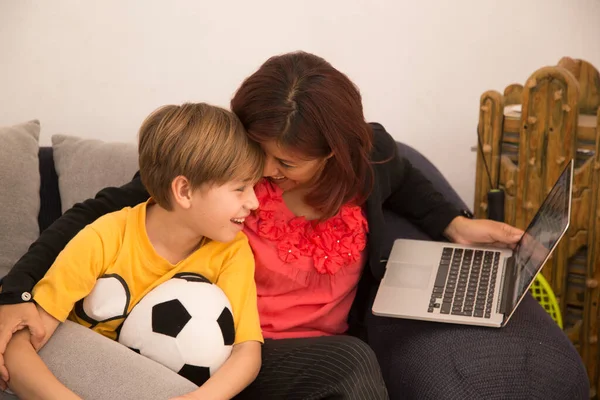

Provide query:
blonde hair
left=138, top=102, right=264, bottom=210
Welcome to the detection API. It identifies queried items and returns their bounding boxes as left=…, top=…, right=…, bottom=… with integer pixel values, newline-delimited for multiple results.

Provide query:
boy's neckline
left=143, top=200, right=207, bottom=266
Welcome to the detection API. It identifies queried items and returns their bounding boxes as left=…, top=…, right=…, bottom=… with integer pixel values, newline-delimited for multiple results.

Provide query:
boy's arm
left=175, top=237, right=263, bottom=399
left=32, top=225, right=109, bottom=323
left=3, top=224, right=110, bottom=397
left=0, top=223, right=115, bottom=383
left=174, top=341, right=261, bottom=400
left=213, top=237, right=263, bottom=346
left=4, top=306, right=81, bottom=400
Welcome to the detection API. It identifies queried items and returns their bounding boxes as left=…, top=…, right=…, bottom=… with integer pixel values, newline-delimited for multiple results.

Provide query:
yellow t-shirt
left=33, top=202, right=263, bottom=345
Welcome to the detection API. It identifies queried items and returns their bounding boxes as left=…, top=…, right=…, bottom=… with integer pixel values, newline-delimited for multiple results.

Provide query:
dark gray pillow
left=0, top=120, right=41, bottom=278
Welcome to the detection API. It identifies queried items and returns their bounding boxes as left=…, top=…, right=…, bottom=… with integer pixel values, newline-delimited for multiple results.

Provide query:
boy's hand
left=0, top=302, right=46, bottom=382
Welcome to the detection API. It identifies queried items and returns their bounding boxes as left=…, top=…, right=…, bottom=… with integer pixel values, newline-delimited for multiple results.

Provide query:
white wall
left=1, top=0, right=599, bottom=208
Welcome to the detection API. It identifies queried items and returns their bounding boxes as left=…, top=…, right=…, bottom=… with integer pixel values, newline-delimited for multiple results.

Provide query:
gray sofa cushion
left=0, top=121, right=41, bottom=279
left=51, top=135, right=138, bottom=214
left=0, top=320, right=196, bottom=400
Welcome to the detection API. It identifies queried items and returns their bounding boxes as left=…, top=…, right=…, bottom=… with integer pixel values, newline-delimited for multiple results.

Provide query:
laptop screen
left=509, top=161, right=573, bottom=307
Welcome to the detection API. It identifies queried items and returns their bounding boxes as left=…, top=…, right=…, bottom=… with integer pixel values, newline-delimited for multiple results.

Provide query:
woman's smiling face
left=260, top=140, right=328, bottom=192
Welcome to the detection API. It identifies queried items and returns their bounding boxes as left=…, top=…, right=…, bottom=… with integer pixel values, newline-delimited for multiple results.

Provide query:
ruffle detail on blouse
left=245, top=180, right=368, bottom=275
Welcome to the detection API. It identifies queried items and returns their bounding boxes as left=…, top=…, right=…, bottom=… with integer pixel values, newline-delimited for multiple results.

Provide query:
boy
left=4, top=103, right=264, bottom=399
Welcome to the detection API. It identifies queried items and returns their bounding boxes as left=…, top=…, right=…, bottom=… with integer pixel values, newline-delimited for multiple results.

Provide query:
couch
left=0, top=121, right=588, bottom=399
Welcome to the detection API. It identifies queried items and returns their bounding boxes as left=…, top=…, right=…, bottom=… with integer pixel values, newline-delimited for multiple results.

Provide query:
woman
left=0, top=52, right=588, bottom=399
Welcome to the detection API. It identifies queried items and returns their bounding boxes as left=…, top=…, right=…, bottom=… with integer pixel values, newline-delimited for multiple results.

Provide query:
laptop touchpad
left=385, top=263, right=433, bottom=289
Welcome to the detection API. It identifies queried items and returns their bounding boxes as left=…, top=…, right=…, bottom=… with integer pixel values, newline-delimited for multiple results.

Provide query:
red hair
left=231, top=51, right=374, bottom=219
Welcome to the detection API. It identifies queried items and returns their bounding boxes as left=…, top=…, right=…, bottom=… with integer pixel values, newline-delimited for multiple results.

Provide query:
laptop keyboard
left=428, top=248, right=500, bottom=318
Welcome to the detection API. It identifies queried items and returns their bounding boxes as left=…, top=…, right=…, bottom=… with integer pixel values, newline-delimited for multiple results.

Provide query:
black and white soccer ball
left=118, top=273, right=235, bottom=386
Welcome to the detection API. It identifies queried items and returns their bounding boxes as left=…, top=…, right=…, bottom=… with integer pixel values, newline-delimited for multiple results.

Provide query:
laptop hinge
left=499, top=256, right=516, bottom=314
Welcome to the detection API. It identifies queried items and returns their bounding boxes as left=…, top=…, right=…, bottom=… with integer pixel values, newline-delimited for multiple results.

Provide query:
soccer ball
left=118, top=273, right=235, bottom=385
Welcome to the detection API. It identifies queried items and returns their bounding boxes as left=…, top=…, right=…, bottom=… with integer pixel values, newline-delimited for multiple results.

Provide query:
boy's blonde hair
left=138, top=102, right=264, bottom=210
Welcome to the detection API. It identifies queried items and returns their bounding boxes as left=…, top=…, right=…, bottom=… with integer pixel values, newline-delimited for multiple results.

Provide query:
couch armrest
left=380, top=142, right=469, bottom=259
left=36, top=321, right=196, bottom=399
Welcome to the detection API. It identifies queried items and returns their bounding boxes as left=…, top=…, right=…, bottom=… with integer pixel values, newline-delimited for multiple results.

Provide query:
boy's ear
left=171, top=176, right=193, bottom=209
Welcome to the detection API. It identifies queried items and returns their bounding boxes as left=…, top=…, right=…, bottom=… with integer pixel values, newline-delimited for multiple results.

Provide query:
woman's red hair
left=231, top=51, right=374, bottom=219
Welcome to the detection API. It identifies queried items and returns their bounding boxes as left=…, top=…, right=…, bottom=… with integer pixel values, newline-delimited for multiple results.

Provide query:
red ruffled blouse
left=244, top=179, right=369, bottom=339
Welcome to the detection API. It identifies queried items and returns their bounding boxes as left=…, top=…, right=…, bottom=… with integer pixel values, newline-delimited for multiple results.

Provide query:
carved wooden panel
left=474, top=91, right=504, bottom=219
left=558, top=57, right=600, bottom=115
left=516, top=67, right=579, bottom=299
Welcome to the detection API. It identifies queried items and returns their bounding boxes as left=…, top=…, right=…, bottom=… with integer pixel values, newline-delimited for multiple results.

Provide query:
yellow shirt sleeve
left=33, top=225, right=107, bottom=322
left=215, top=237, right=263, bottom=345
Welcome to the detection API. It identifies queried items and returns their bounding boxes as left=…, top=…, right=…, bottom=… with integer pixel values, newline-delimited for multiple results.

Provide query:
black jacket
left=1, top=123, right=461, bottom=304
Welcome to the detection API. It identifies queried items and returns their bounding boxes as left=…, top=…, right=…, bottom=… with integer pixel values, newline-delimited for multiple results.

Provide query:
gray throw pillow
left=51, top=135, right=138, bottom=214
left=0, top=120, right=41, bottom=278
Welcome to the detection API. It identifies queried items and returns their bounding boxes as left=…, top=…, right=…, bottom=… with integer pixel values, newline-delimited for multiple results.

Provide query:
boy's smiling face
left=184, top=180, right=259, bottom=243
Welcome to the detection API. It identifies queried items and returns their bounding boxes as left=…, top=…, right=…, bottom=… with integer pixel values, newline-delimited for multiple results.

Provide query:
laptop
left=372, top=160, right=573, bottom=328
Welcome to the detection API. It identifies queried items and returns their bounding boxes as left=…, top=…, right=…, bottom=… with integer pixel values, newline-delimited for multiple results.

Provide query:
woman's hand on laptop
left=444, top=217, right=524, bottom=249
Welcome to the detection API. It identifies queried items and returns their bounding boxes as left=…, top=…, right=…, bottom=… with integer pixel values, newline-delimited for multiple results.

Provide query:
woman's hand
left=444, top=216, right=523, bottom=248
